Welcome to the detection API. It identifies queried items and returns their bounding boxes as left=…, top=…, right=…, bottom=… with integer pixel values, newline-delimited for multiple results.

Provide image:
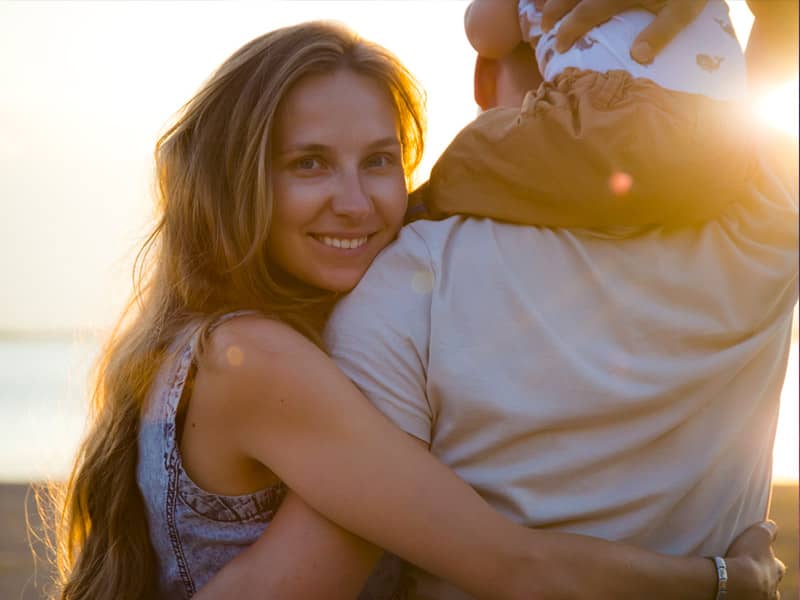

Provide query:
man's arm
left=745, top=0, right=799, bottom=92
left=195, top=492, right=382, bottom=599
left=745, top=0, right=799, bottom=196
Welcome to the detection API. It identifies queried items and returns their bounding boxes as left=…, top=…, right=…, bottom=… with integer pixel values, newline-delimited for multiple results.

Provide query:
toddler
left=417, top=0, right=755, bottom=228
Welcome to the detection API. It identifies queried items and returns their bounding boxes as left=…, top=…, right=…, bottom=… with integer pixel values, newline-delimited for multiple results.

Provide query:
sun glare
left=753, top=79, right=800, bottom=139
left=729, top=2, right=799, bottom=141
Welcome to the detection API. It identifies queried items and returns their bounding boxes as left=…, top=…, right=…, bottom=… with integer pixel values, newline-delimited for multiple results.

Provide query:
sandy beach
left=1, top=482, right=796, bottom=599
left=1, top=483, right=55, bottom=600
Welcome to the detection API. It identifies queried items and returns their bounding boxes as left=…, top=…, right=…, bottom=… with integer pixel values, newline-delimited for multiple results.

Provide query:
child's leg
left=533, top=1, right=746, bottom=101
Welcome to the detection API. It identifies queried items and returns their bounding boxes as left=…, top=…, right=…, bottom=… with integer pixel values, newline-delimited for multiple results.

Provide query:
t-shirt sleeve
left=324, top=226, right=435, bottom=444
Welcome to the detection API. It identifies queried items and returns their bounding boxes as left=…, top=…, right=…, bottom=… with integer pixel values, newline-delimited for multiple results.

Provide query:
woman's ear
left=473, top=55, right=498, bottom=111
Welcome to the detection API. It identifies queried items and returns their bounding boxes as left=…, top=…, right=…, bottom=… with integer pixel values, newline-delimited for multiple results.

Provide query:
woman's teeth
left=315, top=235, right=369, bottom=249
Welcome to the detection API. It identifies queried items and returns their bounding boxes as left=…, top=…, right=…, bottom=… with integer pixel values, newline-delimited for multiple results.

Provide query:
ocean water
left=0, top=338, right=98, bottom=482
left=0, top=336, right=797, bottom=483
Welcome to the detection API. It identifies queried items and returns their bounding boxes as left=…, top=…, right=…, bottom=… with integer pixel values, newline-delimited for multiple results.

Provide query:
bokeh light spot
left=608, top=171, right=633, bottom=196
left=226, top=345, right=244, bottom=367
left=411, top=270, right=435, bottom=295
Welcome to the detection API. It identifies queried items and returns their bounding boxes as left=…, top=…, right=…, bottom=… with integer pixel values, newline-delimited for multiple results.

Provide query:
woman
left=54, top=20, right=783, bottom=600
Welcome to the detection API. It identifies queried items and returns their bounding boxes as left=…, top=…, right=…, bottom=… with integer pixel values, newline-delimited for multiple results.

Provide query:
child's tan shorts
left=418, top=68, right=756, bottom=228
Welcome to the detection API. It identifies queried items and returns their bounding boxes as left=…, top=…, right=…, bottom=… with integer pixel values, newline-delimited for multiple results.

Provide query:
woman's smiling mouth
left=309, top=234, right=371, bottom=250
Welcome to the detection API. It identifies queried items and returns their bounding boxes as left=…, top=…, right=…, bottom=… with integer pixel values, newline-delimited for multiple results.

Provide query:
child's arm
left=465, top=0, right=523, bottom=59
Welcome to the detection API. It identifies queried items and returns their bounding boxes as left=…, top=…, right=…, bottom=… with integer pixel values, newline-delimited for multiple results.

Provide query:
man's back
left=326, top=160, right=797, bottom=598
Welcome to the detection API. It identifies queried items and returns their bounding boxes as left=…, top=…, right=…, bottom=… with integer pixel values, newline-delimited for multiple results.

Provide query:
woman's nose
left=330, top=170, right=372, bottom=220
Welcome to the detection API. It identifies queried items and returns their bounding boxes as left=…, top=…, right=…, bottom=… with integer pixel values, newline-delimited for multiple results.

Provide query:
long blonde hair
left=50, top=21, right=425, bottom=599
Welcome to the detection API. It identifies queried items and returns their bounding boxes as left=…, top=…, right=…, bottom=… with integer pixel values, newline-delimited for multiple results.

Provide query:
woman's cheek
left=375, top=173, right=410, bottom=227
left=272, top=175, right=331, bottom=220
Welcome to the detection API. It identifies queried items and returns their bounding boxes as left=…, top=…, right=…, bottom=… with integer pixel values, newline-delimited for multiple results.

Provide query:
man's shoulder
left=394, top=215, right=464, bottom=252
left=367, top=216, right=466, bottom=275
left=325, top=220, right=451, bottom=348
left=330, top=220, right=464, bottom=318
left=326, top=218, right=501, bottom=330
left=389, top=215, right=529, bottom=264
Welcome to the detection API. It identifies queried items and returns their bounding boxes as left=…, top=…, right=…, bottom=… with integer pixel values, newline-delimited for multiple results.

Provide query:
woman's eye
left=292, top=156, right=324, bottom=171
left=365, top=153, right=396, bottom=169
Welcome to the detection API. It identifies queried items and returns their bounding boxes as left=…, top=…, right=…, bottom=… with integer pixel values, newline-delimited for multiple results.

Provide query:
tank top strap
left=207, top=309, right=261, bottom=333
left=192, top=309, right=261, bottom=356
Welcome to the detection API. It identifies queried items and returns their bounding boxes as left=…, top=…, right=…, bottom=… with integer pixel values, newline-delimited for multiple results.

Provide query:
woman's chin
left=316, top=273, right=364, bottom=294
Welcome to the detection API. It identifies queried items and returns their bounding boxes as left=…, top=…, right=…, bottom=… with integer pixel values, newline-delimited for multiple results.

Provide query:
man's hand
left=540, top=0, right=708, bottom=64
left=724, top=520, right=786, bottom=600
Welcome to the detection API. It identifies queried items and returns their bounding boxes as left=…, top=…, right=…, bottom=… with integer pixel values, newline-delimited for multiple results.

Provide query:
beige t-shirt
left=326, top=162, right=797, bottom=599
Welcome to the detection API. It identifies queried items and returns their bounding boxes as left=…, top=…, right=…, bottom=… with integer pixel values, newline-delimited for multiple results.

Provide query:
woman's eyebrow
left=278, top=142, right=330, bottom=154
left=279, top=137, right=401, bottom=154
left=365, top=136, right=402, bottom=150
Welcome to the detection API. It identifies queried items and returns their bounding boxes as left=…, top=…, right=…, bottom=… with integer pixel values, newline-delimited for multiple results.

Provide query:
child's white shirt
left=518, top=0, right=746, bottom=100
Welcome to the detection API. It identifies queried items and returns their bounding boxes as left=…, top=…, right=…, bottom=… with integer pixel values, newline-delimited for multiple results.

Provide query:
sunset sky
left=2, top=1, right=479, bottom=333
left=0, top=1, right=796, bottom=480
left=3, top=0, right=797, bottom=333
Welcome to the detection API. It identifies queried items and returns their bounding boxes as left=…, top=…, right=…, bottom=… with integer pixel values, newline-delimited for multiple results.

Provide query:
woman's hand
left=539, top=0, right=708, bottom=63
left=724, top=520, right=786, bottom=600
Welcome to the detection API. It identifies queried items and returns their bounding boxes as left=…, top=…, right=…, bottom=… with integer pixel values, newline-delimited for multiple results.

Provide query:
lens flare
left=226, top=345, right=244, bottom=367
left=608, top=171, right=633, bottom=196
left=752, top=79, right=799, bottom=139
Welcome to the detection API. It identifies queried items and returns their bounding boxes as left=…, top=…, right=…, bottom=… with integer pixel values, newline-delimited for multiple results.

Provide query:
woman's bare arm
left=190, top=315, right=782, bottom=600
left=195, top=492, right=381, bottom=599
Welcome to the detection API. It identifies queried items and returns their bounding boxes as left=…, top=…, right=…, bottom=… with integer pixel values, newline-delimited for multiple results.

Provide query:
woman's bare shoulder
left=200, top=315, right=324, bottom=379
left=195, top=315, right=336, bottom=415
left=191, top=314, right=367, bottom=462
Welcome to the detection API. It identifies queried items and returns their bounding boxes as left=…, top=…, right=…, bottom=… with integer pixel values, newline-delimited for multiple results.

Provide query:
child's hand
left=541, top=0, right=707, bottom=64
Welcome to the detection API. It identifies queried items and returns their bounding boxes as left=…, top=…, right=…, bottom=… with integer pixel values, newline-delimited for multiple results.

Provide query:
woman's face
left=269, top=68, right=408, bottom=292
